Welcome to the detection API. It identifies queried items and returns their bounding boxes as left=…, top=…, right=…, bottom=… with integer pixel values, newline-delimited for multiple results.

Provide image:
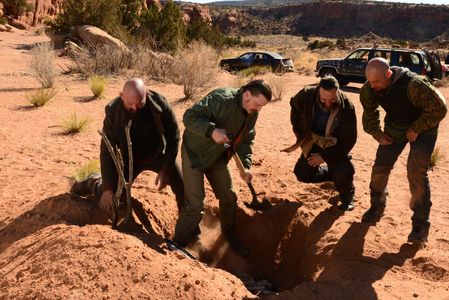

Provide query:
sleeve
left=183, top=93, right=221, bottom=137
left=156, top=94, right=180, bottom=169
left=407, top=77, right=447, bottom=133
left=360, top=84, right=383, bottom=140
left=100, top=105, right=118, bottom=192
left=237, top=127, right=255, bottom=169
left=290, top=90, right=304, bottom=137
left=321, top=99, right=357, bottom=164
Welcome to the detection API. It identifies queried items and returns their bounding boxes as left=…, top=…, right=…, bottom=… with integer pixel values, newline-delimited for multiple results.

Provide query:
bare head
left=120, top=78, right=146, bottom=113
left=365, top=58, right=393, bottom=92
left=240, top=79, right=272, bottom=114
left=318, top=75, right=339, bottom=110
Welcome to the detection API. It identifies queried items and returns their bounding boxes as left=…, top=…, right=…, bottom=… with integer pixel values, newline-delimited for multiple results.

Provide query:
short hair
left=318, top=75, right=339, bottom=90
left=240, top=79, right=272, bottom=102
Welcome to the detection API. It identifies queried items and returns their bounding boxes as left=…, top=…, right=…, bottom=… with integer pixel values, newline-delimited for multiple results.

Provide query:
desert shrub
left=139, top=0, right=186, bottom=53
left=429, top=146, right=444, bottom=171
left=69, top=43, right=136, bottom=76
left=267, top=74, right=286, bottom=102
left=307, top=39, right=334, bottom=50
left=88, top=75, right=106, bottom=98
left=72, top=159, right=100, bottom=182
left=186, top=18, right=256, bottom=49
left=391, top=39, right=407, bottom=47
left=238, top=66, right=271, bottom=78
left=2, top=0, right=33, bottom=18
left=336, top=38, right=347, bottom=49
left=169, top=41, right=219, bottom=100
left=27, top=88, right=57, bottom=107
left=0, top=15, right=6, bottom=25
left=302, top=35, right=310, bottom=42
left=63, top=113, right=90, bottom=134
left=30, top=42, right=57, bottom=88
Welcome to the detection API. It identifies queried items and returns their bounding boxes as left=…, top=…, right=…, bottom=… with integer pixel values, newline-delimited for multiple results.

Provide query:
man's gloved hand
left=406, top=128, right=419, bottom=142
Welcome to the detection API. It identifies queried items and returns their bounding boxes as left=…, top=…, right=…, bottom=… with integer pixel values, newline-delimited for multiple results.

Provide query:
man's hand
left=212, top=128, right=230, bottom=145
left=239, top=169, right=253, bottom=183
left=307, top=153, right=325, bottom=167
left=155, top=168, right=169, bottom=191
left=99, top=190, right=114, bottom=212
left=406, top=128, right=419, bottom=142
left=375, top=132, right=393, bottom=145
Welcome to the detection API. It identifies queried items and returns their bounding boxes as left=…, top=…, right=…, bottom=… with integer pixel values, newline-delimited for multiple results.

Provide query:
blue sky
left=179, top=0, right=447, bottom=4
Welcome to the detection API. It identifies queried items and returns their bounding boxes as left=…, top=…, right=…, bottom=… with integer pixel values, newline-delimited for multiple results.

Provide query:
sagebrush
left=429, top=146, right=444, bottom=171
left=170, top=41, right=219, bottom=100
left=72, top=159, right=100, bottom=182
left=30, top=42, right=57, bottom=88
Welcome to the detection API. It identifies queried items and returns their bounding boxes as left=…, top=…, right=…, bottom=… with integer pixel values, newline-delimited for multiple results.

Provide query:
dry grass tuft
left=429, top=146, right=445, bottom=171
left=88, top=75, right=106, bottom=98
left=27, top=88, right=57, bottom=107
left=72, top=159, right=100, bottom=182
left=62, top=113, right=90, bottom=135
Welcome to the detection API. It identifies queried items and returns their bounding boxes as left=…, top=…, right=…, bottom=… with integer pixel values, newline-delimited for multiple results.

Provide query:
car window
left=255, top=53, right=264, bottom=59
left=347, top=50, right=369, bottom=61
left=372, top=51, right=391, bottom=62
left=240, top=53, right=255, bottom=60
left=399, top=53, right=420, bottom=68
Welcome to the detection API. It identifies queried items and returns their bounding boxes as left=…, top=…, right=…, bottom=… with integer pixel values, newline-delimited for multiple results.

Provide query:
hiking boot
left=70, top=172, right=101, bottom=196
left=407, top=226, right=429, bottom=244
left=224, top=232, right=249, bottom=258
left=361, top=205, right=385, bottom=223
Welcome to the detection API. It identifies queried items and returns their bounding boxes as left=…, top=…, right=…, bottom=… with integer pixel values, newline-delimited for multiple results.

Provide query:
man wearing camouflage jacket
left=360, top=58, right=447, bottom=244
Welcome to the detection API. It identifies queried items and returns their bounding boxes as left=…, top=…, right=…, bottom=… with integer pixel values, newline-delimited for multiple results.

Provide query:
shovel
left=232, top=152, right=272, bottom=211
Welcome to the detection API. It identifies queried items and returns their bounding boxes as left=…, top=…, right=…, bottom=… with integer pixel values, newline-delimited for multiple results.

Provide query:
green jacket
left=100, top=91, right=180, bottom=191
left=360, top=67, right=447, bottom=142
left=182, top=88, right=258, bottom=170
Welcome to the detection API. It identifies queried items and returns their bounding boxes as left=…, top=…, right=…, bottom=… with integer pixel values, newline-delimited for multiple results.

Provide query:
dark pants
left=294, top=150, right=355, bottom=204
left=173, top=148, right=238, bottom=246
left=94, top=154, right=185, bottom=211
left=369, top=132, right=437, bottom=230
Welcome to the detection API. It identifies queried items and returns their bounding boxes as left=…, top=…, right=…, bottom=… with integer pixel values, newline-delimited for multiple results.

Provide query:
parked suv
left=315, top=48, right=443, bottom=85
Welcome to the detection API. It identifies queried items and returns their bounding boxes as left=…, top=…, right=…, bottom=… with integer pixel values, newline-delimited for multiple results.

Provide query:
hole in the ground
left=185, top=199, right=345, bottom=295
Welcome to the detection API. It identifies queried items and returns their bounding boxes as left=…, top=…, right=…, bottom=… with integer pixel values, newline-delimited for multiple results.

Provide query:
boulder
left=0, top=24, right=7, bottom=32
left=6, top=17, right=28, bottom=30
left=75, top=25, right=128, bottom=52
left=182, top=4, right=212, bottom=25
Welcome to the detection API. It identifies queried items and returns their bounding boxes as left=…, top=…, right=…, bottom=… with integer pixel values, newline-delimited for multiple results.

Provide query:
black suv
left=315, top=48, right=443, bottom=86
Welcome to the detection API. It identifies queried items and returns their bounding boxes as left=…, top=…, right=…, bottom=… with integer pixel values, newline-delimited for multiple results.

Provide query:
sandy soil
left=1, top=29, right=449, bottom=300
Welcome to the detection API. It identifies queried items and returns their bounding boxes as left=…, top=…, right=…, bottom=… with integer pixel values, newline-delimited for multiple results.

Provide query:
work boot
left=339, top=199, right=355, bottom=211
left=407, top=226, right=429, bottom=244
left=361, top=205, right=385, bottom=223
left=224, top=231, right=249, bottom=258
left=70, top=172, right=101, bottom=196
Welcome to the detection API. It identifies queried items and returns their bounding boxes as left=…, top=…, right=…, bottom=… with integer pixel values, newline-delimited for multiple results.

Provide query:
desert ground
left=1, top=28, right=449, bottom=300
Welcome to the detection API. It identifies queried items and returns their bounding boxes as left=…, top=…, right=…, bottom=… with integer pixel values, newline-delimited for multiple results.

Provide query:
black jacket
left=100, top=91, right=180, bottom=191
left=289, top=86, right=357, bottom=165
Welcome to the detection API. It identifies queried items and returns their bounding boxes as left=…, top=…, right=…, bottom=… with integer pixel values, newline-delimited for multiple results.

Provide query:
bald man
left=71, top=78, right=185, bottom=214
left=360, top=58, right=447, bottom=244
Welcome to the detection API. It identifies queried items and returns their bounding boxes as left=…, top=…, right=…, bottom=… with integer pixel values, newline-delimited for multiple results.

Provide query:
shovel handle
left=232, top=154, right=258, bottom=202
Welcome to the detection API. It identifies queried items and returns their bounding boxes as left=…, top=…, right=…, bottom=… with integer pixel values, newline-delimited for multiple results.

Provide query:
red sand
left=1, top=29, right=449, bottom=299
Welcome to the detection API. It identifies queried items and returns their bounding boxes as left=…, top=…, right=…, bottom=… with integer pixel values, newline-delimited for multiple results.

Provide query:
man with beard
left=360, top=58, right=447, bottom=244
left=70, top=78, right=185, bottom=214
left=284, top=76, right=357, bottom=211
